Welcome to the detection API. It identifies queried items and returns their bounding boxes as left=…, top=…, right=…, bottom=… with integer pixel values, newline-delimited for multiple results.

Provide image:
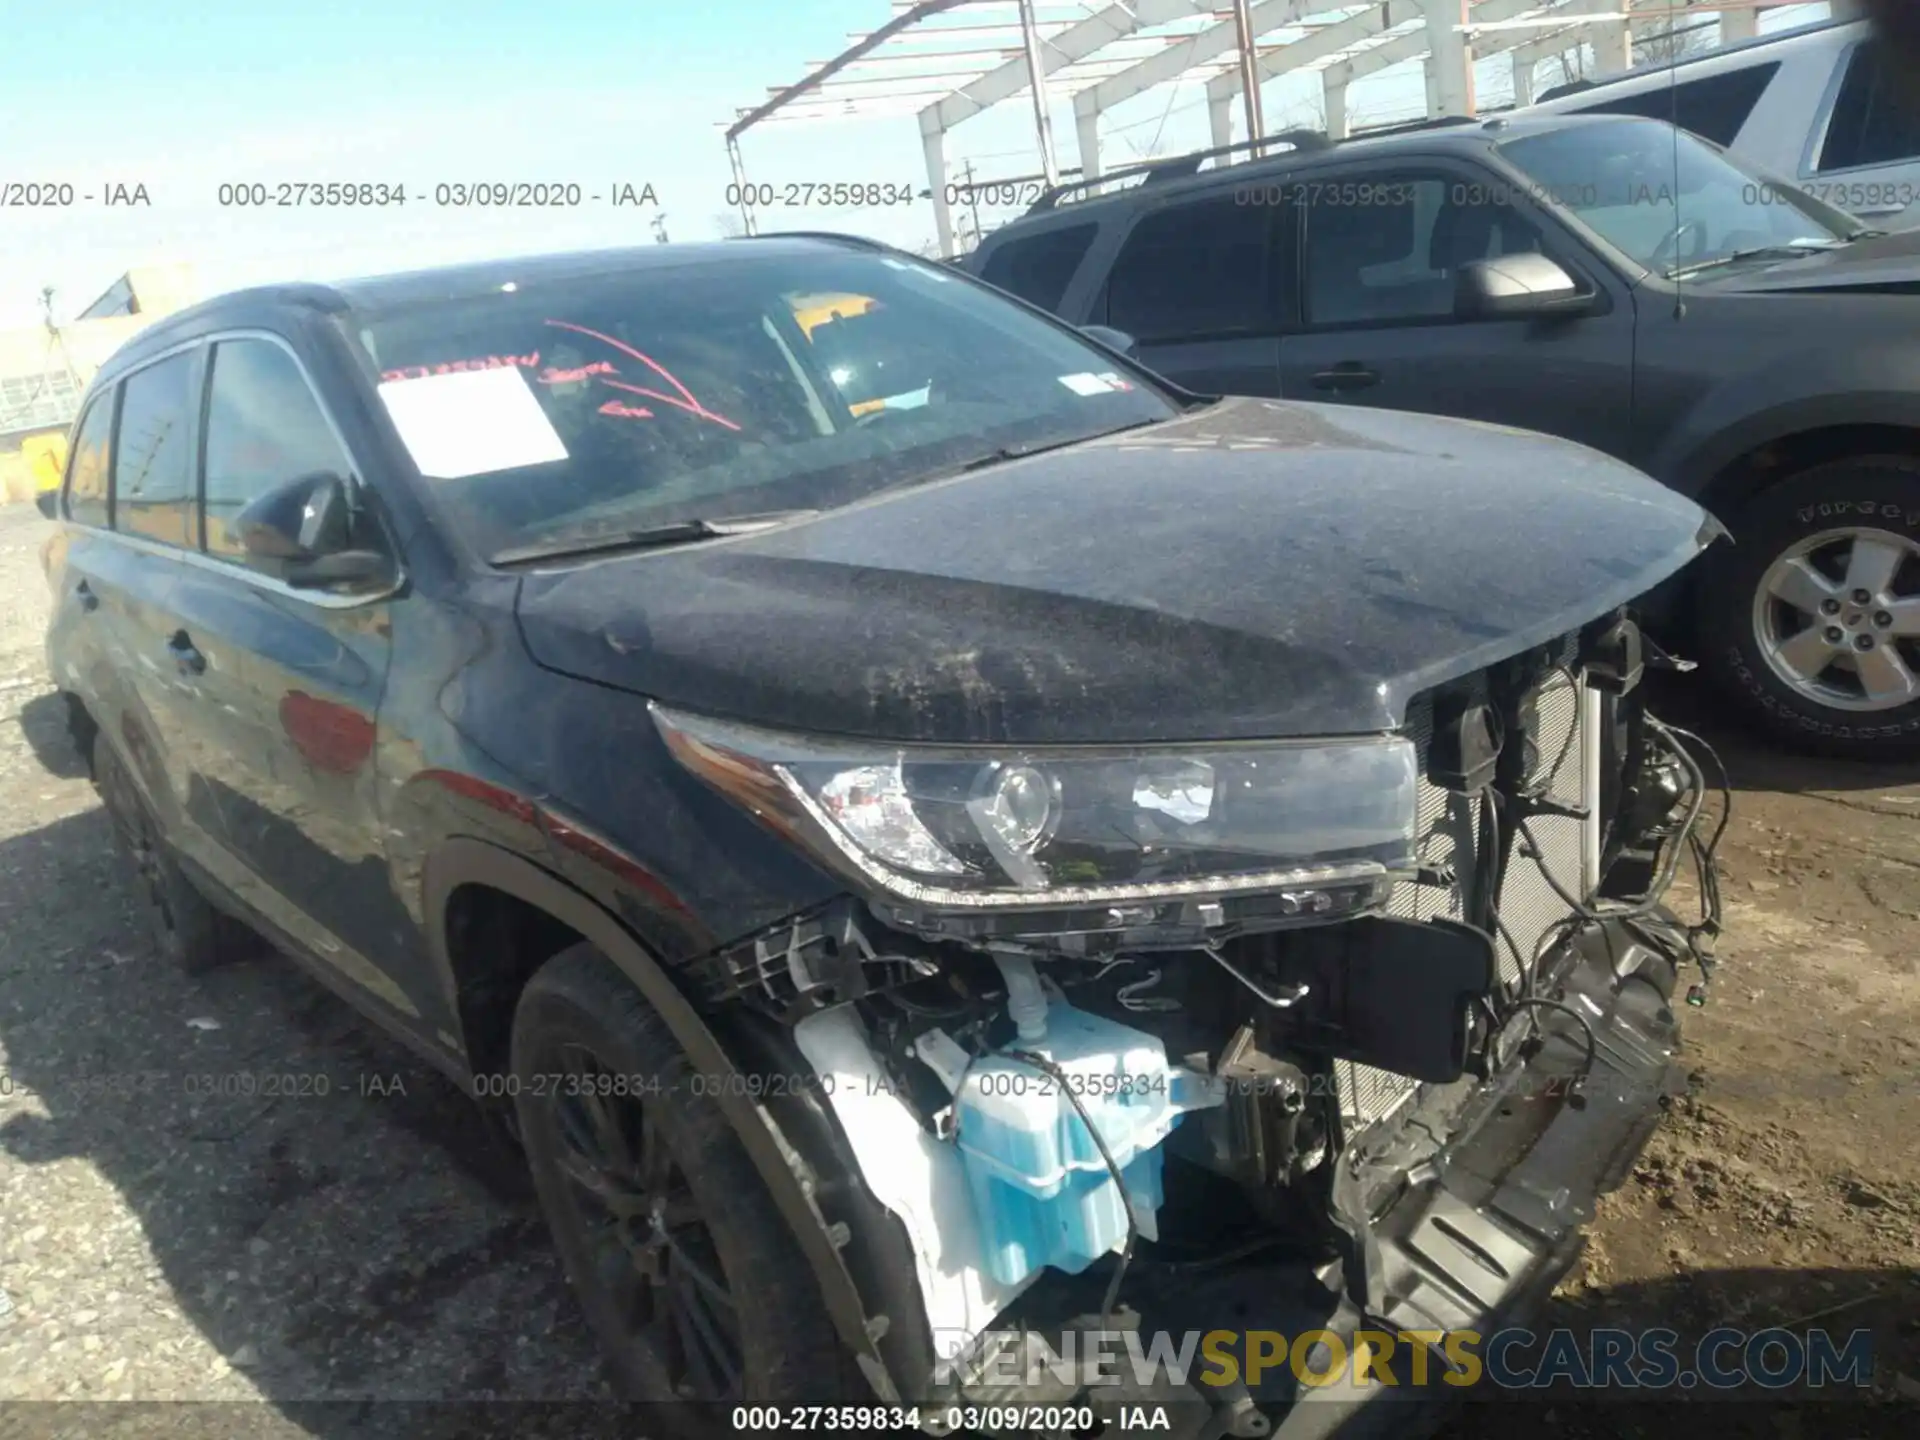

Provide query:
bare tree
left=1541, top=1, right=1716, bottom=95
left=1634, top=0, right=1717, bottom=69
left=1540, top=39, right=1589, bottom=94
left=712, top=212, right=745, bottom=239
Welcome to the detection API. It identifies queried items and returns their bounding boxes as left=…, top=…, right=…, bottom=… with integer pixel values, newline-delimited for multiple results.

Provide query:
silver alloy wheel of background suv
left=1753, top=525, right=1920, bottom=712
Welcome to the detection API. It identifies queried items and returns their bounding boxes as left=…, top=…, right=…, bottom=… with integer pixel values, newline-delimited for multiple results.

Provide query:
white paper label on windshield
left=1057, top=372, right=1115, bottom=396
left=377, top=366, right=569, bottom=479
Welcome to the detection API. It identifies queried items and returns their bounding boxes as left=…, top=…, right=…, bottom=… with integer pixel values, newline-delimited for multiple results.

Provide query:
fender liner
left=423, top=836, right=898, bottom=1400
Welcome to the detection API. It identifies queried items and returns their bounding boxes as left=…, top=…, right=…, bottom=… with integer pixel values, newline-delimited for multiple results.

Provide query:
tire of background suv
left=510, top=942, right=864, bottom=1427
left=92, top=732, right=253, bottom=972
left=1698, top=456, right=1920, bottom=760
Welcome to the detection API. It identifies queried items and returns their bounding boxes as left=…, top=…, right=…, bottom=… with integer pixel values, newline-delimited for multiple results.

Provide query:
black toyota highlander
left=40, top=236, right=1725, bottom=1438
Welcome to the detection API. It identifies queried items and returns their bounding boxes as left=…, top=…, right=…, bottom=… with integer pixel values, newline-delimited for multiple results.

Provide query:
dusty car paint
left=518, top=396, right=1712, bottom=744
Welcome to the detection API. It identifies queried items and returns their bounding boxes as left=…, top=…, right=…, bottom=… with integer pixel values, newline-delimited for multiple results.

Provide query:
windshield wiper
left=853, top=418, right=1170, bottom=505
left=1667, top=240, right=1843, bottom=280
left=956, top=417, right=1173, bottom=474
left=488, top=509, right=819, bottom=566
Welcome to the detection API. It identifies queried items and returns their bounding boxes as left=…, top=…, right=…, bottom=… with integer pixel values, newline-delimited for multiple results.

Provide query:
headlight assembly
left=652, top=705, right=1419, bottom=916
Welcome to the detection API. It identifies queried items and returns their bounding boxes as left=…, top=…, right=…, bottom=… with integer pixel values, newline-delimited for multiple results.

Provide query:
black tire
left=510, top=943, right=864, bottom=1426
left=92, top=732, right=253, bottom=973
left=468, top=1093, right=538, bottom=1202
left=1697, top=457, right=1920, bottom=761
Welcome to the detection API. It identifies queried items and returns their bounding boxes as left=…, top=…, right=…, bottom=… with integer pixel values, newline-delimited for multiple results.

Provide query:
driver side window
left=1301, top=172, right=1549, bottom=328
left=202, top=338, right=357, bottom=560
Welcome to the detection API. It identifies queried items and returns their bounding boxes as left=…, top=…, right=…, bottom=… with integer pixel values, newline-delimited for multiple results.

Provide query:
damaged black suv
left=42, top=236, right=1725, bottom=1437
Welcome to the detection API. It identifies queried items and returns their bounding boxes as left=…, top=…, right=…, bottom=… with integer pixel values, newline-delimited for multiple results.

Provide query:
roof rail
left=1349, top=112, right=1483, bottom=139
left=1024, top=127, right=1333, bottom=215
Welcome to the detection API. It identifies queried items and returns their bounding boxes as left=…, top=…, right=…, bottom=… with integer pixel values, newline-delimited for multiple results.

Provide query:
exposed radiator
left=1335, top=654, right=1599, bottom=1134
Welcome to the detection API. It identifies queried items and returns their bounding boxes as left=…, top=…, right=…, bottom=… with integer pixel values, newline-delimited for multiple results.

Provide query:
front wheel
left=1698, top=457, right=1920, bottom=760
left=509, top=943, right=863, bottom=1428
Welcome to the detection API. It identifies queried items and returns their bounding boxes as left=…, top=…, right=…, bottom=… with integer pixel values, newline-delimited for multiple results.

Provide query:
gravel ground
left=0, top=501, right=1914, bottom=1435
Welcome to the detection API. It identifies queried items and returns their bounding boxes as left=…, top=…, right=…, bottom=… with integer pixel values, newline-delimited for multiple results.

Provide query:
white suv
left=1523, top=17, right=1920, bottom=225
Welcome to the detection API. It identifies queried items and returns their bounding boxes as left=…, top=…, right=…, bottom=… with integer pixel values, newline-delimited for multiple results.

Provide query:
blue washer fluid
left=951, top=999, right=1220, bottom=1288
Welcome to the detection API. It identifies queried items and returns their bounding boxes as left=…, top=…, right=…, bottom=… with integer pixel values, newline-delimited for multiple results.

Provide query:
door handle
left=167, top=630, right=207, bottom=677
left=1311, top=363, right=1381, bottom=392
left=74, top=579, right=99, bottom=613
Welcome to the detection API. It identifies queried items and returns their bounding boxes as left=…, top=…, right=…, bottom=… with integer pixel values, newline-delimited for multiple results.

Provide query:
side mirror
left=1080, top=324, right=1140, bottom=358
left=1455, top=254, right=1595, bottom=320
left=234, top=471, right=392, bottom=592
left=34, top=489, right=59, bottom=520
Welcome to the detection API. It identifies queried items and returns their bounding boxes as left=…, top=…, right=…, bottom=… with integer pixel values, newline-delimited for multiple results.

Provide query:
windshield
left=351, top=247, right=1175, bottom=558
left=1498, top=118, right=1860, bottom=276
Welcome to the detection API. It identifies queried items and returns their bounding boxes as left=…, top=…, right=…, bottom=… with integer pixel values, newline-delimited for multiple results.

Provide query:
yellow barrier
left=24, top=432, right=67, bottom=492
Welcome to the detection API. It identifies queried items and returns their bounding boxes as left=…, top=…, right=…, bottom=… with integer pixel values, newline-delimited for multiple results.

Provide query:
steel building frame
left=723, top=1, right=1835, bottom=256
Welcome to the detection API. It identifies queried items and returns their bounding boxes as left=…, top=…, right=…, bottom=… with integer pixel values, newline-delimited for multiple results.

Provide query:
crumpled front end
left=655, top=610, right=1726, bottom=1436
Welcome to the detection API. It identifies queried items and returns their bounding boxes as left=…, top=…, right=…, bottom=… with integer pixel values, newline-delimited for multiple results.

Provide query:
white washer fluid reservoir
left=947, top=998, right=1220, bottom=1288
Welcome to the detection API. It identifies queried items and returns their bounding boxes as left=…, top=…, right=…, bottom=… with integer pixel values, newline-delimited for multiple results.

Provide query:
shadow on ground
left=0, top=735, right=614, bottom=1433
left=15, top=692, right=87, bottom=781
left=1646, top=671, right=1917, bottom=799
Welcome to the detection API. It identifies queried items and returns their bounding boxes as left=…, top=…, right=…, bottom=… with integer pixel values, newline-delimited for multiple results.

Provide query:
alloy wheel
left=542, top=1041, right=742, bottom=1401
left=1751, top=525, right=1920, bottom=712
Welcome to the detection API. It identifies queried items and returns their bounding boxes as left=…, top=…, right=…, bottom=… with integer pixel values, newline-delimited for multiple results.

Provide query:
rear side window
left=1573, top=63, right=1780, bottom=148
left=1820, top=41, right=1920, bottom=172
left=1104, top=193, right=1278, bottom=344
left=65, top=394, right=115, bottom=528
left=112, top=352, right=197, bottom=547
left=203, top=339, right=354, bottom=559
left=976, top=223, right=1097, bottom=313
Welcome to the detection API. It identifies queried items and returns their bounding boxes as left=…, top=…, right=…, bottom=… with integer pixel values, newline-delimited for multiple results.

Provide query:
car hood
left=1699, top=227, right=1920, bottom=294
left=515, top=397, right=1715, bottom=745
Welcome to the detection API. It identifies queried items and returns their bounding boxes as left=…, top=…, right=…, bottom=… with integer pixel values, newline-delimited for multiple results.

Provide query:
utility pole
left=959, top=159, right=984, bottom=249
left=39, top=286, right=83, bottom=397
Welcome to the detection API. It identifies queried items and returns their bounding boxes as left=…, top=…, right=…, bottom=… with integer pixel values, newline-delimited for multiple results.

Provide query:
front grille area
left=1335, top=651, right=1595, bottom=1133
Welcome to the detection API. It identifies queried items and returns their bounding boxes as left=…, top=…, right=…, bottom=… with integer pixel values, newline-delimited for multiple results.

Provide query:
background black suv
left=964, top=112, right=1920, bottom=760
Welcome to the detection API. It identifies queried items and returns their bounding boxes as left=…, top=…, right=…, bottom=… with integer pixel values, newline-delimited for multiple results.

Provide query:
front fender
left=1649, top=343, right=1920, bottom=499
left=420, top=837, right=902, bottom=1401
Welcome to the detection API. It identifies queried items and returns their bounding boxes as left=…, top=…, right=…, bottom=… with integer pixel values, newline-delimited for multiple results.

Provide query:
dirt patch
left=0, top=505, right=1914, bottom=1432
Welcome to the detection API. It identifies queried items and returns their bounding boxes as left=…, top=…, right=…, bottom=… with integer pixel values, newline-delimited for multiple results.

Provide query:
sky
left=0, top=0, right=1835, bottom=329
